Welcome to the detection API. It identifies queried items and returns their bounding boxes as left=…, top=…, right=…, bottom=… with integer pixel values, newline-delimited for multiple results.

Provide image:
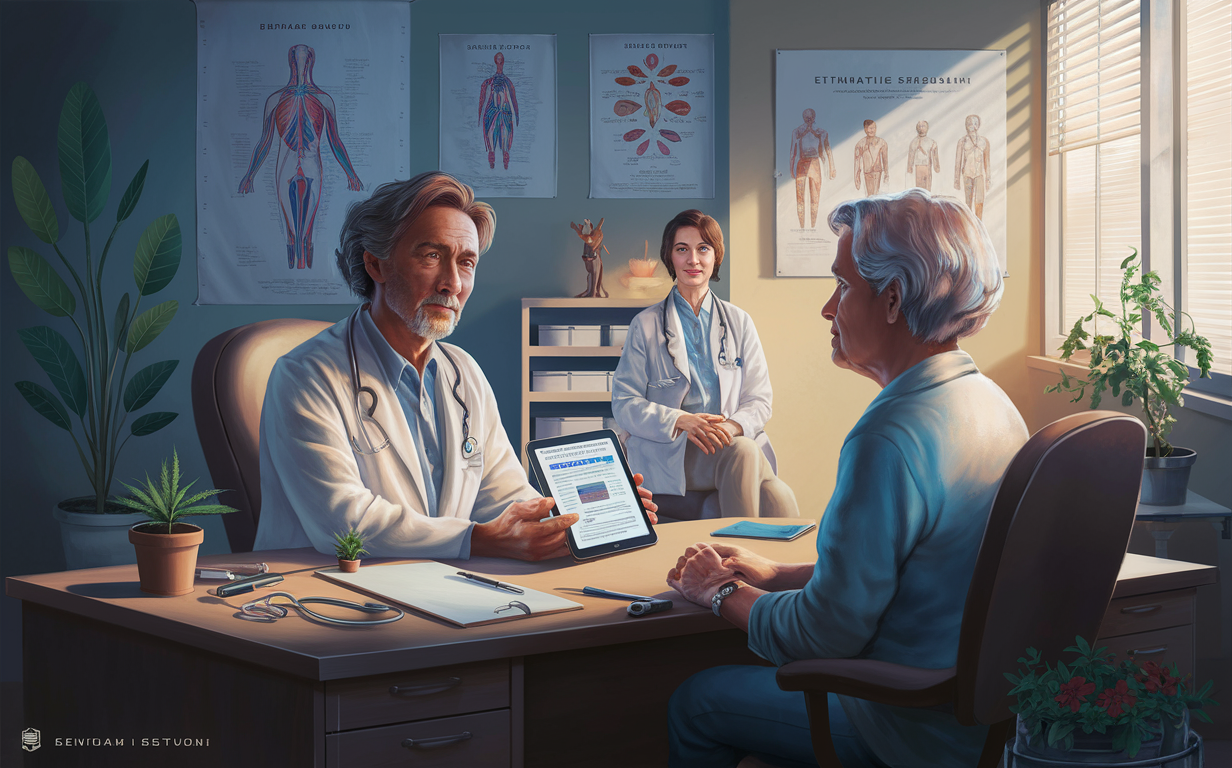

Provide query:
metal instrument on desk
left=196, top=562, right=270, bottom=580
left=583, top=586, right=673, bottom=617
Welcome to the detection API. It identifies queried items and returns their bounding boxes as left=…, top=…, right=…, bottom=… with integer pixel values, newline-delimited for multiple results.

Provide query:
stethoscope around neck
left=345, top=306, right=479, bottom=459
left=662, top=289, right=742, bottom=371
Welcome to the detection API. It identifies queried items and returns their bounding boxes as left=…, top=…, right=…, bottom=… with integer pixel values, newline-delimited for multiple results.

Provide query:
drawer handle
left=389, top=677, right=462, bottom=697
left=401, top=732, right=473, bottom=750
left=1121, top=604, right=1162, bottom=614
left=1130, top=645, right=1168, bottom=656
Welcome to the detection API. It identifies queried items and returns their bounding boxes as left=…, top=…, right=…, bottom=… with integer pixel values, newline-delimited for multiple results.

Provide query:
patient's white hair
left=827, top=189, right=1003, bottom=344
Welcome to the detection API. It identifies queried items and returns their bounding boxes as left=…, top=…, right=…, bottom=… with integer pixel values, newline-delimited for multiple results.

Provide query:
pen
left=583, top=586, right=654, bottom=601
left=456, top=571, right=525, bottom=595
left=209, top=572, right=284, bottom=598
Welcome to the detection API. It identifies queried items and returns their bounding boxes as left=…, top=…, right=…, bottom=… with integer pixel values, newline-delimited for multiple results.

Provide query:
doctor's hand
left=666, top=542, right=738, bottom=607
left=471, top=498, right=575, bottom=561
left=675, top=413, right=731, bottom=454
left=632, top=473, right=659, bottom=525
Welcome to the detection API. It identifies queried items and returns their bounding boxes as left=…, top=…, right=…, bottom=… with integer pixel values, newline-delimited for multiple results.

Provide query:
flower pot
left=53, top=498, right=147, bottom=570
left=1009, top=712, right=1197, bottom=767
left=128, top=523, right=204, bottom=596
left=338, top=559, right=361, bottom=573
left=1140, top=448, right=1197, bottom=507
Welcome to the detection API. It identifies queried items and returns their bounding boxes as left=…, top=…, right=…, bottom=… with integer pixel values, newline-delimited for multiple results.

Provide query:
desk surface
left=7, top=520, right=1215, bottom=682
left=1136, top=490, right=1232, bottom=521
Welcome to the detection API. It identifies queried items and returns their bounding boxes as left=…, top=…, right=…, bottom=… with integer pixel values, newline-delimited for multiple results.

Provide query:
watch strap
left=711, top=581, right=741, bottom=618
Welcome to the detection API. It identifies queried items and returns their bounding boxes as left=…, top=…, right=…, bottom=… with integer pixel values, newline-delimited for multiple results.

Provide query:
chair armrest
left=776, top=658, right=957, bottom=708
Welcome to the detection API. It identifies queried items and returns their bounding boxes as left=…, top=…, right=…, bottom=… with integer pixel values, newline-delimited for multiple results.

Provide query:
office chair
left=775, top=411, right=1147, bottom=768
left=192, top=318, right=332, bottom=553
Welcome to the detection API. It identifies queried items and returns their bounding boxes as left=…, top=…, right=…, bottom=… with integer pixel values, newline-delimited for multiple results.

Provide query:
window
left=1045, top=0, right=1231, bottom=400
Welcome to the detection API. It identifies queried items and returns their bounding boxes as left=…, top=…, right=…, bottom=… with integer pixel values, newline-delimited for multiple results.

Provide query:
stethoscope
left=661, top=290, right=742, bottom=371
left=346, top=307, right=479, bottom=459
left=238, top=591, right=405, bottom=626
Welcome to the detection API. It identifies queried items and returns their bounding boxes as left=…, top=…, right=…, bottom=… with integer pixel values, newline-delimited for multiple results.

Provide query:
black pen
left=456, top=571, right=524, bottom=594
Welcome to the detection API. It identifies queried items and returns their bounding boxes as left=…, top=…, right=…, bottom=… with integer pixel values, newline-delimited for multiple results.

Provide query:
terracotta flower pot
left=129, top=523, right=204, bottom=596
left=338, top=559, right=361, bottom=573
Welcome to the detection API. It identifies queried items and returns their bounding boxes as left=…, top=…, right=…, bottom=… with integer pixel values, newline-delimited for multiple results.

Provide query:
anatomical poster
left=774, top=49, right=1006, bottom=277
left=589, top=33, right=714, bottom=199
left=439, top=34, right=557, bottom=198
left=195, top=0, right=411, bottom=304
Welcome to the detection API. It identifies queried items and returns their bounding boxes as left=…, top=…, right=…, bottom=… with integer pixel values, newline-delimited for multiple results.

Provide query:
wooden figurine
left=570, top=218, right=609, bottom=298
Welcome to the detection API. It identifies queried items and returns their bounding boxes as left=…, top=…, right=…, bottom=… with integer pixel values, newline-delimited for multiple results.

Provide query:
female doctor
left=612, top=210, right=798, bottom=518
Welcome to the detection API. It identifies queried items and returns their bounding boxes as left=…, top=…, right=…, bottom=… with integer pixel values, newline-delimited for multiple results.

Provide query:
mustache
left=420, top=295, right=462, bottom=311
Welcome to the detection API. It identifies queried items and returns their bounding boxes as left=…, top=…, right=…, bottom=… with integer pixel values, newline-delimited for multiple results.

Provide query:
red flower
left=1096, top=679, right=1138, bottom=718
left=1055, top=676, right=1096, bottom=712
left=1139, top=661, right=1182, bottom=696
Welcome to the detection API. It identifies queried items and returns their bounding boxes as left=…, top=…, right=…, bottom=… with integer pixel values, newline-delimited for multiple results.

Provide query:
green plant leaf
left=130, top=411, right=177, bottom=436
left=125, top=300, right=177, bottom=353
left=115, top=159, right=148, bottom=223
left=175, top=504, right=237, bottom=516
left=123, top=360, right=178, bottom=412
left=17, top=326, right=86, bottom=417
left=57, top=82, right=112, bottom=224
left=13, top=381, right=73, bottom=431
left=11, top=157, right=60, bottom=244
left=132, top=214, right=181, bottom=295
left=113, top=292, right=130, bottom=346
left=8, top=246, right=75, bottom=317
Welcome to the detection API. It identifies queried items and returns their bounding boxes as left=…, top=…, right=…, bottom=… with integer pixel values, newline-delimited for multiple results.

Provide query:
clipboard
left=317, top=561, right=582, bottom=628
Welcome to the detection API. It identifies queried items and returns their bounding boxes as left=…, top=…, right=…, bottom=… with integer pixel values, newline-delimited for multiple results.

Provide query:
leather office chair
left=192, top=318, right=332, bottom=553
left=775, top=411, right=1147, bottom=768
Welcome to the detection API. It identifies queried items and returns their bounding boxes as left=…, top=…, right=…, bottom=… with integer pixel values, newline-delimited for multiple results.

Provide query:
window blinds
left=1047, top=0, right=1142, bottom=155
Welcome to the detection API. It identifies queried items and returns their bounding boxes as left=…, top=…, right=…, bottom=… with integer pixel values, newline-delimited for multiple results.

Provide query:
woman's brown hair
left=659, top=209, right=725, bottom=281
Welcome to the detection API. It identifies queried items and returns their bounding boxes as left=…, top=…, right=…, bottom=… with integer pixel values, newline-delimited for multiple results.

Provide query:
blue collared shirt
left=358, top=309, right=446, bottom=517
left=672, top=288, right=722, bottom=415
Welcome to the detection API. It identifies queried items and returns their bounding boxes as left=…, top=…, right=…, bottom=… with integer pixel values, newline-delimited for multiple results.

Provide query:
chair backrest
left=953, top=411, right=1147, bottom=726
left=192, top=318, right=332, bottom=552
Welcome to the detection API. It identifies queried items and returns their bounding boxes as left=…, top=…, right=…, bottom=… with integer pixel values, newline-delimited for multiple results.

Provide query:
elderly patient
left=665, top=189, right=1028, bottom=768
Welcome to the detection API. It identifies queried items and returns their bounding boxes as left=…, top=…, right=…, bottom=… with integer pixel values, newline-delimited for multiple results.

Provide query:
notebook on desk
left=317, top=561, right=583, bottom=628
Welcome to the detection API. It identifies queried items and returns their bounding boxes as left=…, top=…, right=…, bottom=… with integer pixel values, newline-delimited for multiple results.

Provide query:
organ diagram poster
left=589, top=34, right=714, bottom=199
left=439, top=34, right=557, bottom=198
left=195, top=0, right=411, bottom=304
left=774, top=49, right=1007, bottom=277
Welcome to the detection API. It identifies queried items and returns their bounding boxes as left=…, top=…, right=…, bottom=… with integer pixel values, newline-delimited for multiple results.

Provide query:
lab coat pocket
left=648, top=376, right=682, bottom=390
left=465, top=450, right=484, bottom=470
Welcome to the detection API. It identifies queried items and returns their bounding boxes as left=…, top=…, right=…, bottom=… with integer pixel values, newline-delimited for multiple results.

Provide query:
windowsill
left=1025, top=356, right=1232, bottom=422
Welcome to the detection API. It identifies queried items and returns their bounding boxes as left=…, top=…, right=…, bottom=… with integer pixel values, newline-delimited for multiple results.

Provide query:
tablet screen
left=530, top=434, right=651, bottom=552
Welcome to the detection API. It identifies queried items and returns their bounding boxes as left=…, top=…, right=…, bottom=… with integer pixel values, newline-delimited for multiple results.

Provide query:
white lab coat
left=611, top=292, right=776, bottom=496
left=254, top=316, right=535, bottom=559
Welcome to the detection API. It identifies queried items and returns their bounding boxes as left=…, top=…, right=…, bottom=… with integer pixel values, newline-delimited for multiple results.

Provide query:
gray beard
left=407, top=301, right=460, bottom=341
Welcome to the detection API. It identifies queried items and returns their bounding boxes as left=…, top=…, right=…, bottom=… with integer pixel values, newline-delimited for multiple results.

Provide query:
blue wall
left=0, top=0, right=730, bottom=682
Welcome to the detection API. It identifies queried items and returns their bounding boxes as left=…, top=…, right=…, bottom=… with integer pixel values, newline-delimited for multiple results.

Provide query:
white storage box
left=604, top=325, right=629, bottom=347
left=531, top=371, right=613, bottom=392
left=538, top=325, right=602, bottom=346
left=534, top=416, right=605, bottom=438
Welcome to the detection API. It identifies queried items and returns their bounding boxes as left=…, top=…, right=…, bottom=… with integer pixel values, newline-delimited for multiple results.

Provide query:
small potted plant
left=116, top=449, right=236, bottom=596
left=1046, top=248, right=1214, bottom=505
left=1004, top=636, right=1216, bottom=765
left=334, top=528, right=369, bottom=573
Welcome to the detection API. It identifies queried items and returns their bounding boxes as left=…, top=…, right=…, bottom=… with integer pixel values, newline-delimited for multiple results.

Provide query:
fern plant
left=114, top=448, right=235, bottom=534
left=333, top=528, right=369, bottom=561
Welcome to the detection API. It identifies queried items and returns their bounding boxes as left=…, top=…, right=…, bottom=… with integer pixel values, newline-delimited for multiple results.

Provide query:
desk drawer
left=326, top=709, right=510, bottom=768
left=326, top=659, right=509, bottom=731
left=1098, top=588, right=1195, bottom=639
left=1099, top=625, right=1194, bottom=677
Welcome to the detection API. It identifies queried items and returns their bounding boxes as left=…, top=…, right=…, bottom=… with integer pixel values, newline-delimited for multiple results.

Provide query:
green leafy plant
left=1046, top=248, right=1213, bottom=457
left=333, top=528, right=369, bottom=562
left=1005, top=636, right=1216, bottom=757
left=8, top=82, right=183, bottom=514
left=114, top=449, right=236, bottom=534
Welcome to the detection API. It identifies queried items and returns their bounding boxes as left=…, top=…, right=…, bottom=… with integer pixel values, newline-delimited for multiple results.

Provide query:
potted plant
left=1004, top=636, right=1216, bottom=766
left=333, top=528, right=369, bottom=573
left=116, top=449, right=236, bottom=596
left=8, top=82, right=184, bottom=567
left=1046, top=248, right=1214, bottom=506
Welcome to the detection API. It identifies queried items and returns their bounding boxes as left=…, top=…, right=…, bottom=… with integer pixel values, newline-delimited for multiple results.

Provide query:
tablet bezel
left=525, top=429, right=658, bottom=561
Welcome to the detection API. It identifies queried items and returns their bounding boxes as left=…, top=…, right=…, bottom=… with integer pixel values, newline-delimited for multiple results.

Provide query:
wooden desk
left=7, top=522, right=1216, bottom=768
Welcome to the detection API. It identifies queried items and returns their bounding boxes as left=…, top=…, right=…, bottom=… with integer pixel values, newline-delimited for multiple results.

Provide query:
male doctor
left=254, top=172, right=655, bottom=560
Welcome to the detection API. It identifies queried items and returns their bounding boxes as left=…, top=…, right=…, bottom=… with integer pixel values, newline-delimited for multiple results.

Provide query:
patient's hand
left=707, top=543, right=784, bottom=591
left=667, top=542, right=739, bottom=607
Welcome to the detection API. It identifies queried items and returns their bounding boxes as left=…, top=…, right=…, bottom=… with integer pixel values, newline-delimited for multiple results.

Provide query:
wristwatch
left=711, top=581, right=741, bottom=617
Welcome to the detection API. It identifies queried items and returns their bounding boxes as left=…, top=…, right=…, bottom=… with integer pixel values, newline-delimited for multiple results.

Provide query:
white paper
left=196, top=1, right=411, bottom=304
left=589, top=34, right=714, bottom=199
left=774, top=50, right=1007, bottom=277
left=439, top=35, right=557, bottom=198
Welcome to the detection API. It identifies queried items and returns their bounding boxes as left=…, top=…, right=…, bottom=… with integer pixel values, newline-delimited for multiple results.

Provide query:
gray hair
left=335, top=172, right=496, bottom=300
left=827, top=189, right=1003, bottom=344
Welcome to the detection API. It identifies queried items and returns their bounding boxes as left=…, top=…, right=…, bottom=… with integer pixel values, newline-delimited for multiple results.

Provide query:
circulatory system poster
left=439, top=34, right=557, bottom=198
left=196, top=0, right=411, bottom=304
left=589, top=33, right=714, bottom=199
left=774, top=49, right=1007, bottom=277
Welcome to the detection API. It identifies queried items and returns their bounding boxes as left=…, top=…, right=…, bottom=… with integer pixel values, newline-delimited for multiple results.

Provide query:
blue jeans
left=668, top=665, right=890, bottom=768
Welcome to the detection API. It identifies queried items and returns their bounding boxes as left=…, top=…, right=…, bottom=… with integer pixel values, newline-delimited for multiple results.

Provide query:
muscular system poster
left=196, top=0, right=411, bottom=304
left=774, top=49, right=1007, bottom=277
left=439, top=34, right=557, bottom=198
left=589, top=34, right=714, bottom=199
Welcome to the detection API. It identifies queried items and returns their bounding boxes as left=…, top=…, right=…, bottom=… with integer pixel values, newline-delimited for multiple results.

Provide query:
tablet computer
left=525, top=429, right=658, bottom=561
